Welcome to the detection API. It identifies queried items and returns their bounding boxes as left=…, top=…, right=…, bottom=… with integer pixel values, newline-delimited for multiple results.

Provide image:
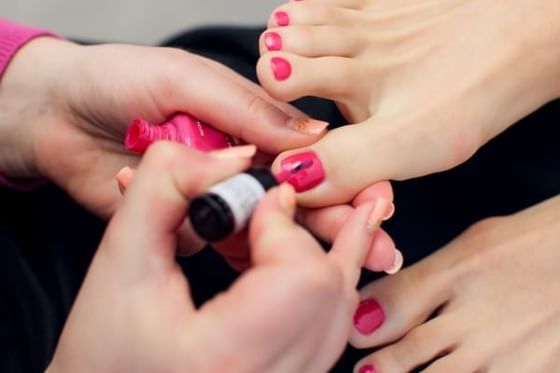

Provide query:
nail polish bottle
left=124, top=113, right=235, bottom=154
left=188, top=157, right=321, bottom=242
left=189, top=168, right=278, bottom=242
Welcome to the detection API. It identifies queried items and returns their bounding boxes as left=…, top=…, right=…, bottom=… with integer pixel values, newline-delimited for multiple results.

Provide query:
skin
left=352, top=195, right=560, bottom=372
left=256, top=0, right=560, bottom=370
left=46, top=143, right=390, bottom=373
left=0, top=34, right=401, bottom=370
left=0, top=37, right=314, bottom=217
left=258, top=0, right=560, bottom=208
left=0, top=36, right=399, bottom=270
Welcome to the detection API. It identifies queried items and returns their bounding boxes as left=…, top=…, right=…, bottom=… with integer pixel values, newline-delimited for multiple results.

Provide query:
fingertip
left=116, top=166, right=135, bottom=195
left=278, top=183, right=297, bottom=214
left=364, top=229, right=399, bottom=272
left=353, top=181, right=394, bottom=208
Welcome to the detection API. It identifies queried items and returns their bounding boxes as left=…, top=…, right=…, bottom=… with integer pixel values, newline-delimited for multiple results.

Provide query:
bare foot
left=350, top=195, right=560, bottom=372
left=257, top=0, right=560, bottom=207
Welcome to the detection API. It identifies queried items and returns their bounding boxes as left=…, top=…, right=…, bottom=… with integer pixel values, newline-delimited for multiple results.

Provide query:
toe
left=260, top=26, right=363, bottom=57
left=257, top=52, right=358, bottom=102
left=421, top=349, right=481, bottom=373
left=350, top=260, right=452, bottom=348
left=354, top=315, right=459, bottom=373
left=267, top=2, right=356, bottom=28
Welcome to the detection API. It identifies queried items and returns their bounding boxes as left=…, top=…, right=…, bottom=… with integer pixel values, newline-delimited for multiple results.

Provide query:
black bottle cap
left=189, top=193, right=234, bottom=242
left=245, top=168, right=277, bottom=190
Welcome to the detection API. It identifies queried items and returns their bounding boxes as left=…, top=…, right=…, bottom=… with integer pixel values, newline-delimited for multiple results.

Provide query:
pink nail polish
left=274, top=11, right=290, bottom=26
left=124, top=113, right=235, bottom=154
left=354, top=299, right=385, bottom=335
left=271, top=57, right=292, bottom=81
left=264, top=32, right=283, bottom=51
left=359, top=365, right=377, bottom=373
left=276, top=151, right=325, bottom=193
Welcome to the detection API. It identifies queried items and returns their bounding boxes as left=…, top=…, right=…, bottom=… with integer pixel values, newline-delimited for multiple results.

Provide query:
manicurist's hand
left=0, top=37, right=327, bottom=218
left=47, top=143, right=389, bottom=373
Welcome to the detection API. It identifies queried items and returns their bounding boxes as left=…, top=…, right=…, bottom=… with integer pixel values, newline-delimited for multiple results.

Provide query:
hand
left=117, top=162, right=400, bottom=272
left=0, top=37, right=326, bottom=217
left=47, top=142, right=389, bottom=373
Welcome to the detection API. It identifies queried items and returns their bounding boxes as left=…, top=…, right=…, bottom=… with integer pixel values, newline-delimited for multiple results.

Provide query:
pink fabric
left=0, top=18, right=56, bottom=189
left=0, top=18, right=55, bottom=78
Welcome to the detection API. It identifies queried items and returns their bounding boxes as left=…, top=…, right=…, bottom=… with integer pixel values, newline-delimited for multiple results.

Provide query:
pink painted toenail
left=271, top=57, right=292, bottom=81
left=354, top=299, right=385, bottom=335
left=264, top=32, right=282, bottom=51
left=275, top=11, right=290, bottom=26
left=359, top=365, right=377, bottom=373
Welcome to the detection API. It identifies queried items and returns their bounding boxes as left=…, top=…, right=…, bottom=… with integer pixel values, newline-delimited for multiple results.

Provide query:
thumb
left=249, top=183, right=325, bottom=265
left=102, top=142, right=250, bottom=276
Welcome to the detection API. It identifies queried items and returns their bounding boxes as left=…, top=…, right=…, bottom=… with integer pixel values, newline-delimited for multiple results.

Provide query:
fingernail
left=287, top=118, right=329, bottom=135
left=359, top=364, right=377, bottom=373
left=116, top=166, right=135, bottom=195
left=383, top=203, right=395, bottom=221
left=354, top=299, right=385, bottom=335
left=271, top=57, right=292, bottom=81
left=274, top=11, right=290, bottom=26
left=279, top=183, right=296, bottom=212
left=276, top=151, right=325, bottom=193
left=209, top=145, right=257, bottom=159
left=385, top=249, right=404, bottom=275
left=367, top=198, right=390, bottom=233
left=264, top=32, right=282, bottom=51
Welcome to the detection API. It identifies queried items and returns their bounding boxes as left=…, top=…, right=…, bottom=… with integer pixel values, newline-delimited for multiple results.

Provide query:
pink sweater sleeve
left=0, top=19, right=56, bottom=190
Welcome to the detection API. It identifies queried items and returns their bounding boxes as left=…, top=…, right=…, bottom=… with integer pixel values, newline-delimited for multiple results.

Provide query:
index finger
left=170, top=53, right=329, bottom=154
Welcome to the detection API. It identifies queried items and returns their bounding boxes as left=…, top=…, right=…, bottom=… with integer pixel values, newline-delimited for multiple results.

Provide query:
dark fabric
left=1, top=26, right=559, bottom=372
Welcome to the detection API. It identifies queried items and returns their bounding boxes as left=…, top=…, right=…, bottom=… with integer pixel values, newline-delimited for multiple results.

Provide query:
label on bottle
left=208, top=173, right=266, bottom=233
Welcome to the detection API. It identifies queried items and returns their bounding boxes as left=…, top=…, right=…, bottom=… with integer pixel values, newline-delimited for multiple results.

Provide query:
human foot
left=257, top=0, right=560, bottom=208
left=350, top=195, right=560, bottom=372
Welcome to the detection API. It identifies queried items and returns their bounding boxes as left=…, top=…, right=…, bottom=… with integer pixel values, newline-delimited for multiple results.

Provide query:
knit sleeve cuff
left=0, top=18, right=57, bottom=190
left=0, top=18, right=58, bottom=78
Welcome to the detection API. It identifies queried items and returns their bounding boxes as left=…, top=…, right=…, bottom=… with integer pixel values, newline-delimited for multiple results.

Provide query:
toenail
left=271, top=57, right=292, bottom=81
left=274, top=11, right=290, bottom=26
left=354, top=299, right=385, bottom=335
left=264, top=32, right=283, bottom=51
left=275, top=151, right=326, bottom=192
left=358, top=365, right=377, bottom=373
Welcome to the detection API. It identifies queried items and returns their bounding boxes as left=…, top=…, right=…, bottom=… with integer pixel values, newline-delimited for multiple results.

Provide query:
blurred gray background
left=1, top=0, right=282, bottom=44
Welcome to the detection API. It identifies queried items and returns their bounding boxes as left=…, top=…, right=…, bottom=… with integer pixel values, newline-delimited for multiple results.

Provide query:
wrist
left=0, top=37, right=81, bottom=178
